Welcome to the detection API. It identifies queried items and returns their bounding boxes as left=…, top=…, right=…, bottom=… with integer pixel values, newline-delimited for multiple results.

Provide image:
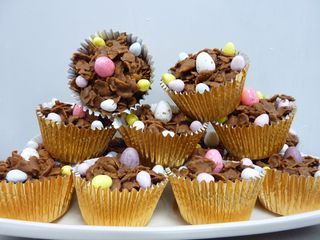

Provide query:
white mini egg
left=129, top=42, right=142, bottom=56
left=152, top=165, right=165, bottom=175
left=6, top=169, right=28, bottom=183
left=132, top=120, right=145, bottom=131
left=100, top=99, right=117, bottom=112
left=254, top=113, right=269, bottom=127
left=279, top=144, right=289, bottom=155
left=277, top=99, right=290, bottom=108
left=190, top=121, right=203, bottom=132
left=112, top=117, right=123, bottom=129
left=21, top=147, right=39, bottom=161
left=197, top=173, right=215, bottom=183
left=178, top=166, right=188, bottom=171
left=241, top=158, right=253, bottom=166
left=106, top=151, right=118, bottom=157
left=136, top=171, right=151, bottom=189
left=241, top=168, right=260, bottom=180
left=46, top=113, right=62, bottom=123
left=154, top=101, right=173, bottom=123
left=26, top=140, right=39, bottom=149
left=195, top=83, right=210, bottom=94
left=178, top=52, right=189, bottom=61
left=91, top=120, right=104, bottom=130
left=204, top=131, right=219, bottom=148
left=196, top=52, right=216, bottom=73
left=75, top=75, right=88, bottom=88
left=168, top=79, right=185, bottom=93
left=162, top=130, right=175, bottom=137
left=314, top=170, right=320, bottom=177
left=253, top=165, right=264, bottom=174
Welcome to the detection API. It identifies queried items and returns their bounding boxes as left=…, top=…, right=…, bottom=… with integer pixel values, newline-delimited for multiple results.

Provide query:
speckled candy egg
left=254, top=113, right=269, bottom=127
left=284, top=147, right=303, bottom=163
left=168, top=79, right=185, bottom=93
left=154, top=101, right=172, bottom=123
left=190, top=120, right=203, bottom=132
left=204, top=149, right=224, bottom=173
left=129, top=42, right=142, bottom=56
left=230, top=55, right=246, bottom=71
left=21, top=147, right=39, bottom=161
left=197, top=173, right=215, bottom=183
left=195, top=83, right=210, bottom=94
left=72, top=104, right=86, bottom=118
left=77, top=162, right=91, bottom=176
left=196, top=52, right=216, bottom=73
left=152, top=165, right=165, bottom=175
left=120, top=147, right=140, bottom=168
left=94, top=56, right=115, bottom=77
left=46, top=112, right=62, bottom=123
left=241, top=88, right=259, bottom=106
left=100, top=99, right=117, bottom=112
left=136, top=171, right=151, bottom=189
left=91, top=120, right=104, bottom=130
left=75, top=75, right=88, bottom=88
left=241, top=168, right=260, bottom=180
left=6, top=169, right=28, bottom=183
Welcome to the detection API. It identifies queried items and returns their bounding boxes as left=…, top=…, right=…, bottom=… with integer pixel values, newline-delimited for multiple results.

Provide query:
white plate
left=0, top=186, right=320, bottom=240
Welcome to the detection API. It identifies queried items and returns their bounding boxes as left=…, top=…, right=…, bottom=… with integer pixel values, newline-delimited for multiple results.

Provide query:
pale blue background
left=0, top=0, right=319, bottom=239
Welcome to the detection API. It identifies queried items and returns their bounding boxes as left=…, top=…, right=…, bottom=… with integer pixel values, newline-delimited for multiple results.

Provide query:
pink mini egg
left=72, top=104, right=86, bottom=118
left=120, top=147, right=140, bottom=168
left=94, top=56, right=115, bottom=77
left=204, top=149, right=224, bottom=173
left=241, top=88, right=259, bottom=106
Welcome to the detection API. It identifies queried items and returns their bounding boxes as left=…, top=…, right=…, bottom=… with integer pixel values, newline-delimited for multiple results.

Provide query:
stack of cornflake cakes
left=1, top=30, right=319, bottom=226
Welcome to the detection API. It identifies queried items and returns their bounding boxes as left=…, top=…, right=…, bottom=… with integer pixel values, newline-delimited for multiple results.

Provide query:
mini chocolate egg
left=112, top=117, right=123, bottom=129
left=129, top=42, right=142, bottom=56
left=100, top=99, right=117, bottom=112
left=136, top=171, right=151, bottom=189
left=284, top=147, right=303, bottom=163
left=222, top=42, right=236, bottom=56
left=92, top=36, right=106, bottom=47
left=230, top=55, right=245, bottom=71
left=106, top=151, right=117, bottom=157
left=178, top=166, right=188, bottom=171
left=26, top=140, right=38, bottom=149
left=241, top=88, right=259, bottom=106
left=162, top=130, right=175, bottom=137
left=314, top=170, right=320, bottom=177
left=178, top=52, right=189, bottom=61
left=120, top=147, right=140, bottom=168
left=132, top=120, right=145, bottom=131
left=6, top=169, right=28, bottom=183
left=197, top=173, right=215, bottom=183
left=253, top=165, right=264, bottom=174
left=94, top=56, right=115, bottom=77
left=205, top=149, right=223, bottom=173
left=91, top=120, right=104, bottom=130
left=241, top=158, right=253, bottom=166
left=217, top=116, right=228, bottom=124
left=161, top=73, right=176, bottom=85
left=256, top=91, right=265, bottom=100
left=75, top=75, right=88, bottom=88
left=137, top=79, right=151, bottom=92
left=195, top=83, right=210, bottom=94
left=196, top=52, right=216, bottom=73
left=204, top=131, right=220, bottom=148
left=168, top=79, right=185, bottom=93
left=241, top=168, right=260, bottom=180
left=61, top=165, right=72, bottom=175
left=152, top=165, right=165, bottom=175
left=190, top=120, right=203, bottom=132
left=72, top=104, right=86, bottom=118
left=277, top=99, right=290, bottom=108
left=92, top=175, right=112, bottom=189
left=254, top=113, right=269, bottom=127
left=154, top=101, right=173, bottom=123
left=46, top=112, right=62, bottom=123
left=126, top=114, right=139, bottom=126
left=77, top=162, right=90, bottom=176
left=279, top=144, right=289, bottom=155
left=21, top=147, right=39, bottom=161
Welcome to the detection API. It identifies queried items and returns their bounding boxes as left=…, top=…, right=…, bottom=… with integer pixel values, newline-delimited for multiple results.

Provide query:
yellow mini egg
left=263, top=166, right=271, bottom=170
left=92, top=36, right=106, bottom=47
left=218, top=116, right=228, bottom=124
left=126, top=114, right=139, bottom=126
left=222, top=42, right=236, bottom=56
left=196, top=144, right=202, bottom=149
left=256, top=91, right=265, bottom=100
left=61, top=165, right=72, bottom=175
left=137, top=79, right=151, bottom=92
left=92, top=175, right=113, bottom=189
left=161, top=73, right=176, bottom=85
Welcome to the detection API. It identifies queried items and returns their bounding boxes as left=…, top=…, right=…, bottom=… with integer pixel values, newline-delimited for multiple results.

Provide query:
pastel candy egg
left=190, top=120, right=203, bottom=132
left=91, top=120, right=104, bottom=130
left=241, top=158, right=253, bottom=166
left=254, top=113, right=269, bottom=127
left=279, top=144, right=289, bottom=155
left=106, top=151, right=118, bottom=157
left=161, top=73, right=176, bottom=85
left=217, top=116, right=228, bottom=124
left=179, top=52, right=189, bottom=61
left=26, top=140, right=38, bottom=149
left=132, top=120, right=145, bottom=131
left=92, top=36, right=106, bottom=47
left=72, top=104, right=86, bottom=118
left=75, top=75, right=88, bottom=88
left=21, top=147, right=39, bottom=161
left=195, top=83, right=210, bottom=94
left=230, top=55, right=246, bottom=71
left=222, top=42, right=236, bottom=56
left=136, top=171, right=152, bottom=189
left=129, top=42, right=142, bottom=56
left=94, top=56, right=115, bottom=77
left=92, top=175, right=113, bottom=189
left=168, top=79, right=185, bottom=93
left=162, top=130, right=175, bottom=137
left=284, top=147, right=303, bottom=163
left=112, top=117, right=123, bottom=129
left=196, top=144, right=202, bottom=149
left=154, top=101, right=172, bottom=123
left=137, top=79, right=151, bottom=92
left=241, top=88, right=259, bottom=106
left=46, top=112, right=62, bottom=123
left=6, top=169, right=28, bottom=183
left=256, top=91, right=265, bottom=100
left=253, top=165, right=265, bottom=174
left=241, top=168, right=260, bottom=180
left=178, top=166, right=188, bottom=171
left=314, top=170, right=320, bottom=177
left=100, top=99, right=117, bottom=112
left=77, top=162, right=90, bottom=176
left=126, top=114, right=139, bottom=126
left=120, top=147, right=140, bottom=168
left=61, top=165, right=72, bottom=175
left=277, top=99, right=290, bottom=108
left=197, top=173, right=215, bottom=183
left=152, top=165, right=165, bottom=175
left=205, top=149, right=224, bottom=173
left=196, top=52, right=216, bottom=73
left=204, top=131, right=220, bottom=148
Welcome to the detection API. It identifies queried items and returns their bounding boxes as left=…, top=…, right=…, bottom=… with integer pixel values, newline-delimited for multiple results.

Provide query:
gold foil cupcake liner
left=68, top=30, right=155, bottom=118
left=169, top=173, right=264, bottom=224
left=74, top=176, right=167, bottom=226
left=118, top=123, right=208, bottom=167
left=161, top=65, right=249, bottom=122
left=0, top=175, right=73, bottom=222
left=213, top=111, right=296, bottom=160
left=37, top=105, right=116, bottom=164
left=259, top=169, right=320, bottom=215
